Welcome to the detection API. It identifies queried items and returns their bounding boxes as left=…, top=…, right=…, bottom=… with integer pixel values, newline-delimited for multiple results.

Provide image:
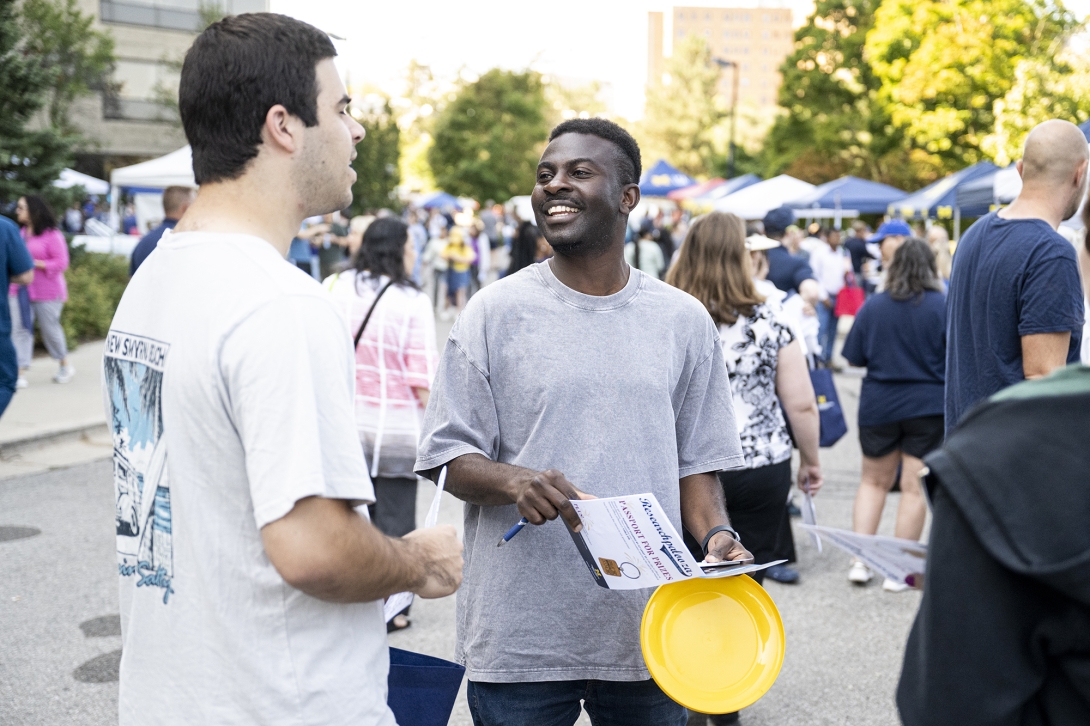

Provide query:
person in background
left=121, top=203, right=138, bottom=235
left=808, top=227, right=850, bottom=365
left=441, top=226, right=475, bottom=318
left=844, top=220, right=876, bottom=290
left=841, top=239, right=946, bottom=591
left=867, top=219, right=911, bottom=290
left=422, top=225, right=450, bottom=314
left=344, top=215, right=374, bottom=259
left=506, top=220, right=541, bottom=277
left=325, top=217, right=438, bottom=633
left=925, top=225, right=953, bottom=283
left=13, top=195, right=73, bottom=384
left=64, top=201, right=83, bottom=234
left=625, top=218, right=665, bottom=278
left=129, top=186, right=196, bottom=275
left=761, top=206, right=822, bottom=308
left=946, top=119, right=1087, bottom=434
left=463, top=217, right=491, bottom=292
left=651, top=209, right=672, bottom=276
left=669, top=211, right=822, bottom=593
left=0, top=214, right=34, bottom=413
left=406, top=210, right=428, bottom=284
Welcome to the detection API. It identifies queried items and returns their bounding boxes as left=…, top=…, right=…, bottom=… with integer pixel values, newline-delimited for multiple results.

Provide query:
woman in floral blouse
left=669, top=211, right=823, bottom=586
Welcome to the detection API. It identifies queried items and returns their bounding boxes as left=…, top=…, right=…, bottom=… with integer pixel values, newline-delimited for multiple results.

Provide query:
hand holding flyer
left=566, top=493, right=780, bottom=590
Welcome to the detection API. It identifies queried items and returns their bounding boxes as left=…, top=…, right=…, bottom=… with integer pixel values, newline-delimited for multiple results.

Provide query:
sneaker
left=848, top=560, right=873, bottom=584
left=53, top=365, right=75, bottom=384
left=764, top=564, right=800, bottom=584
left=883, top=578, right=911, bottom=593
left=16, top=376, right=28, bottom=389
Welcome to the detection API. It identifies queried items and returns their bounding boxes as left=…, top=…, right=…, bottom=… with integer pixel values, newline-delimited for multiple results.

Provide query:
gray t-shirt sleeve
left=675, top=331, right=745, bottom=477
left=414, top=337, right=499, bottom=475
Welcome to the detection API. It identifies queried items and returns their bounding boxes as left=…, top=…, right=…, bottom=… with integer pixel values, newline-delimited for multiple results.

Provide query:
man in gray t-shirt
left=416, top=118, right=748, bottom=726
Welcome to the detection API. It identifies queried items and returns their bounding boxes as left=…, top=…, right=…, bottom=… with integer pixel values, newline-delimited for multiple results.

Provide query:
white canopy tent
left=53, top=168, right=110, bottom=195
left=713, top=175, right=815, bottom=220
left=109, top=146, right=196, bottom=230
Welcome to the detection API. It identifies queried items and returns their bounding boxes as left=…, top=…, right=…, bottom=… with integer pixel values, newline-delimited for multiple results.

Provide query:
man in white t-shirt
left=107, top=14, right=462, bottom=725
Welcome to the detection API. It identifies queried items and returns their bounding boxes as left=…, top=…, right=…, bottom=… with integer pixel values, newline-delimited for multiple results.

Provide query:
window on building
left=763, top=30, right=770, bottom=38
left=101, top=0, right=264, bottom=31
left=741, top=78, right=750, bottom=86
left=762, top=13, right=770, bottom=22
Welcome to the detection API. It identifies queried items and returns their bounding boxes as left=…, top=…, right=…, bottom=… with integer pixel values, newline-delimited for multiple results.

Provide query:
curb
left=0, top=422, right=110, bottom=458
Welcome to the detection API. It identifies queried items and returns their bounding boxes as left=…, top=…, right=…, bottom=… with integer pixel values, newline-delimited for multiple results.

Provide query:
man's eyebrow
left=337, top=95, right=350, bottom=106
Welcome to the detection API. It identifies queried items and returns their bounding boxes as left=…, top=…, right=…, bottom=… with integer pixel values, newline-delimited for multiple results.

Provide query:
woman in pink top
left=325, top=217, right=437, bottom=631
left=12, top=196, right=73, bottom=384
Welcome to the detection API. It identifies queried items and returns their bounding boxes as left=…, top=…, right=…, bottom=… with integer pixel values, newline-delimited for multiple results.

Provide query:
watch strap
left=701, top=524, right=741, bottom=556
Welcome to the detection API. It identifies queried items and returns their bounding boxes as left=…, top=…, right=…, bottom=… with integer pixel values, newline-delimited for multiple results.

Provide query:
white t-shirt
left=808, top=242, right=849, bottom=296
left=107, top=231, right=394, bottom=726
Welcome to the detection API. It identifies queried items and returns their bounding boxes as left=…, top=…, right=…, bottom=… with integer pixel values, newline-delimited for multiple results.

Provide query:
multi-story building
left=70, top=0, right=268, bottom=179
left=647, top=6, right=795, bottom=108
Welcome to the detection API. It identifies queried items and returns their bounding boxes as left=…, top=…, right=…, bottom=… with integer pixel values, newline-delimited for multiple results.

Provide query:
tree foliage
left=865, top=0, right=1080, bottom=176
left=0, top=0, right=71, bottom=204
left=428, top=69, right=549, bottom=202
left=18, top=0, right=116, bottom=132
left=350, top=96, right=402, bottom=214
left=638, top=35, right=723, bottom=177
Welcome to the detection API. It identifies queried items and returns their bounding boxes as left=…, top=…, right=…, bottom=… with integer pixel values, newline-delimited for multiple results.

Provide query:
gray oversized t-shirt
left=415, top=260, right=743, bottom=683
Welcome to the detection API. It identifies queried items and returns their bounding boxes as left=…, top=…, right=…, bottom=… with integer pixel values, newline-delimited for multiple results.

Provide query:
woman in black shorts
left=841, top=238, right=946, bottom=591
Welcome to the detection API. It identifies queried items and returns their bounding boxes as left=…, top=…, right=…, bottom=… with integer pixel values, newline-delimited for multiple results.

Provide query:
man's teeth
left=549, top=206, right=579, bottom=216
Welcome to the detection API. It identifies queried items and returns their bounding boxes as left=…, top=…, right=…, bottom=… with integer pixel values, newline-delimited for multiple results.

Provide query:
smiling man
left=104, top=14, right=463, bottom=725
left=416, top=118, right=750, bottom=725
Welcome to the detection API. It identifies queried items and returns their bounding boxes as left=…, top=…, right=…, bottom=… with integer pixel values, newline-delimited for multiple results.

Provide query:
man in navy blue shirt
left=946, top=120, right=1088, bottom=434
left=129, top=186, right=195, bottom=275
left=762, top=206, right=821, bottom=307
left=0, top=215, right=35, bottom=417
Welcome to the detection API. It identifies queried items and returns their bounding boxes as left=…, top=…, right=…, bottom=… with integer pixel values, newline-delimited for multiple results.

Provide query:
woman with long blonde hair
left=669, top=212, right=823, bottom=586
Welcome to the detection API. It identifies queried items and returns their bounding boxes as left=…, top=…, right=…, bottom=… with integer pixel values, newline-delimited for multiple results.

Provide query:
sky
left=270, top=0, right=1090, bottom=121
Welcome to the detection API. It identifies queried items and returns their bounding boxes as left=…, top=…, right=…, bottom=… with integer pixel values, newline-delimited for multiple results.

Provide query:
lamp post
left=713, top=58, right=739, bottom=179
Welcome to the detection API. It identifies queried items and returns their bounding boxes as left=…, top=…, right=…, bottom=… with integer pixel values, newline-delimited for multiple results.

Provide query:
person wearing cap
left=946, top=119, right=1087, bottom=434
left=867, top=219, right=912, bottom=290
left=761, top=206, right=822, bottom=309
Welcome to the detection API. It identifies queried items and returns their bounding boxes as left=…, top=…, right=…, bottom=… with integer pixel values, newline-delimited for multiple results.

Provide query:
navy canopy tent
left=888, top=162, right=998, bottom=220
left=420, top=191, right=463, bottom=210
left=639, top=160, right=696, bottom=197
left=1081, top=119, right=1090, bottom=142
left=698, top=173, right=761, bottom=201
left=787, top=176, right=907, bottom=215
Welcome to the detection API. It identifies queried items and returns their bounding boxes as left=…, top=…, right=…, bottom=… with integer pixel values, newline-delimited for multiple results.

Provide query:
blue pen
left=496, top=517, right=529, bottom=547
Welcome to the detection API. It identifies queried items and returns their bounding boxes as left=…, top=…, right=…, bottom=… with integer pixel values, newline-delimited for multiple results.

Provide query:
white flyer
left=800, top=524, right=927, bottom=587
left=384, top=467, right=447, bottom=623
left=567, top=493, right=779, bottom=590
left=799, top=487, right=822, bottom=553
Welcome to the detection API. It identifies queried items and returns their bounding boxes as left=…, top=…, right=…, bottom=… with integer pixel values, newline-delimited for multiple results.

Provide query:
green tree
left=639, top=35, right=722, bottom=178
left=350, top=95, right=401, bottom=214
left=866, top=0, right=1079, bottom=176
left=18, top=0, right=117, bottom=132
left=761, top=0, right=922, bottom=186
left=0, top=0, right=71, bottom=204
left=428, top=69, right=549, bottom=202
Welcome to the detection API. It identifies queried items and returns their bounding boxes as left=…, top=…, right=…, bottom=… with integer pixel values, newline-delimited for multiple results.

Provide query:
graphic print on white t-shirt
left=104, top=330, right=174, bottom=604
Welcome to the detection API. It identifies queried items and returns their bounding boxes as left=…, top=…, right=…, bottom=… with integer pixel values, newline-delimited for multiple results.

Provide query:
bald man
left=129, top=186, right=196, bottom=276
left=945, top=119, right=1088, bottom=434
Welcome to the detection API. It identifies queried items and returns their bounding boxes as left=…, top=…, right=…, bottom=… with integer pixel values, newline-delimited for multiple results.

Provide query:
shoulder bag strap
left=353, top=279, right=395, bottom=349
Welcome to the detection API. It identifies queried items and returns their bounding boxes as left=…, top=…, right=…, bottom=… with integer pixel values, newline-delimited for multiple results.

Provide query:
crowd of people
left=1, top=11, right=1088, bottom=726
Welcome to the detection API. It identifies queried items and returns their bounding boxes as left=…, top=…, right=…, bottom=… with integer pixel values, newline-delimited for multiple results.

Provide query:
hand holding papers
left=384, top=467, right=448, bottom=623
left=566, top=493, right=782, bottom=590
left=799, top=478, right=822, bottom=553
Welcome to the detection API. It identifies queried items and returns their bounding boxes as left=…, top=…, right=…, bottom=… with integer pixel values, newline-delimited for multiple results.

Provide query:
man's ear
left=1015, top=158, right=1024, bottom=179
left=620, top=183, right=641, bottom=215
left=261, top=103, right=302, bottom=155
left=1075, top=158, right=1088, bottom=189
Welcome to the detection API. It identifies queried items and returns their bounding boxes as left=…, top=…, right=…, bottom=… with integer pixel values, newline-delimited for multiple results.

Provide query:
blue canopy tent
left=420, top=191, right=463, bottom=210
left=956, top=165, right=1021, bottom=219
left=695, top=173, right=761, bottom=202
left=887, top=161, right=998, bottom=239
left=1080, top=119, right=1090, bottom=142
left=639, top=160, right=696, bottom=197
left=787, top=176, right=907, bottom=216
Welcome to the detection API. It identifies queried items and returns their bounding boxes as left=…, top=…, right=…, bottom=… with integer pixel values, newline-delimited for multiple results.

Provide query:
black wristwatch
left=702, top=525, right=741, bottom=556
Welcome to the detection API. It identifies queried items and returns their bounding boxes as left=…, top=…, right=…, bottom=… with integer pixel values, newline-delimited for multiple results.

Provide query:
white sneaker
left=16, top=376, right=28, bottom=389
left=883, top=578, right=911, bottom=593
left=848, top=560, right=873, bottom=584
left=53, top=365, right=75, bottom=384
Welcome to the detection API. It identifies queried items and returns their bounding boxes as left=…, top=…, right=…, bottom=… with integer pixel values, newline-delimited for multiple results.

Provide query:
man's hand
left=704, top=531, right=753, bottom=564
left=511, top=469, right=594, bottom=532
left=402, top=525, right=463, bottom=598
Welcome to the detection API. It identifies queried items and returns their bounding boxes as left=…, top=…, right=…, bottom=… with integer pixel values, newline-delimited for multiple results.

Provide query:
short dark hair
left=179, top=13, right=337, bottom=185
left=349, top=217, right=415, bottom=289
left=548, top=118, right=642, bottom=186
left=22, top=195, right=57, bottom=236
left=161, top=186, right=195, bottom=216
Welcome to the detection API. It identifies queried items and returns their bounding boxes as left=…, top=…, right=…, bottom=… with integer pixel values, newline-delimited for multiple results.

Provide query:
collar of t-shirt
left=534, top=259, right=642, bottom=311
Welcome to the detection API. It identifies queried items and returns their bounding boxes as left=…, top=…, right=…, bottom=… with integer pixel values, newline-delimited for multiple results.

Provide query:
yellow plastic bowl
left=640, top=575, right=785, bottom=714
